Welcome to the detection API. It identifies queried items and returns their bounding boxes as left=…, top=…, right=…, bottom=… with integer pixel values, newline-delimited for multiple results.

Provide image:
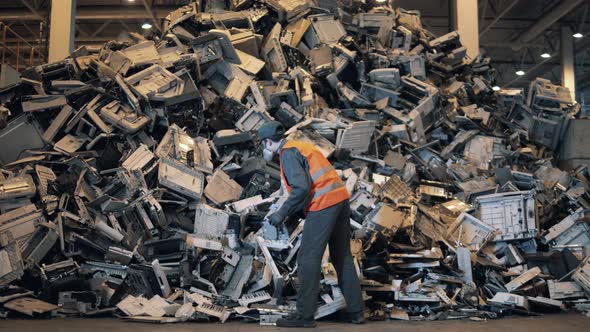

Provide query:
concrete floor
left=0, top=313, right=587, bottom=332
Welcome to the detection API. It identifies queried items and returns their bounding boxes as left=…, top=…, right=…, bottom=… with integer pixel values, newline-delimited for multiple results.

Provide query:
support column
left=450, top=0, right=480, bottom=60
left=561, top=25, right=576, bottom=102
left=48, top=0, right=76, bottom=62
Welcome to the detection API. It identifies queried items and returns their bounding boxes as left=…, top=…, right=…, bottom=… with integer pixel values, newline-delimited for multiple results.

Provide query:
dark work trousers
left=296, top=199, right=364, bottom=320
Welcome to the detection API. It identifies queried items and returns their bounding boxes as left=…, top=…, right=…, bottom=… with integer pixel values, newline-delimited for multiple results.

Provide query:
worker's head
left=257, top=121, right=285, bottom=160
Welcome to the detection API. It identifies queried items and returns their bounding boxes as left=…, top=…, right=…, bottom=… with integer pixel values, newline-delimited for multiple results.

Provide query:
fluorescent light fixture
left=515, top=70, right=525, bottom=76
left=375, top=0, right=387, bottom=2
left=540, top=53, right=551, bottom=58
left=492, top=86, right=501, bottom=91
left=573, top=32, right=583, bottom=38
left=141, top=22, right=152, bottom=30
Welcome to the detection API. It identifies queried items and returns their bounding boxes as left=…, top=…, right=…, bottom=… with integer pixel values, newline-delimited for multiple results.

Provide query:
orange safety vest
left=279, top=140, right=350, bottom=213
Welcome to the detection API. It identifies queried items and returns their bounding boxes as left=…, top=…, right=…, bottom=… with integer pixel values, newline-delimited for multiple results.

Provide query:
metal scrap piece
left=193, top=204, right=229, bottom=239
left=335, top=121, right=376, bottom=153
left=380, top=175, right=414, bottom=203
left=125, top=64, right=184, bottom=101
left=547, top=280, right=586, bottom=300
left=0, top=242, right=24, bottom=287
left=0, top=204, right=45, bottom=248
left=204, top=170, right=243, bottom=205
left=0, top=175, right=36, bottom=201
left=445, top=213, right=496, bottom=252
left=262, top=23, right=288, bottom=73
left=3, top=297, right=59, bottom=317
left=158, top=158, right=205, bottom=200
left=122, top=144, right=158, bottom=175
left=488, top=292, right=529, bottom=310
left=21, top=95, right=67, bottom=113
left=363, top=203, right=405, bottom=237
left=195, top=303, right=231, bottom=323
left=572, top=256, right=590, bottom=295
left=221, top=255, right=253, bottom=301
left=0, top=114, right=46, bottom=165
left=505, top=266, right=542, bottom=292
left=238, top=291, right=272, bottom=307
left=475, top=191, right=537, bottom=241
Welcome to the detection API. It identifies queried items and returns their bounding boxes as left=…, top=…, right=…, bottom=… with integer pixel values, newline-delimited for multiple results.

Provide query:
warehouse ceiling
left=1, top=0, right=589, bottom=99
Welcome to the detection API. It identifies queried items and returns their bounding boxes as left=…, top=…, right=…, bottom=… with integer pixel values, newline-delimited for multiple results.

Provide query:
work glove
left=268, top=213, right=285, bottom=227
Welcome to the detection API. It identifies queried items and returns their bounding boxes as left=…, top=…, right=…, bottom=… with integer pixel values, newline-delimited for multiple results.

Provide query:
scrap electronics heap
left=1, top=0, right=590, bottom=324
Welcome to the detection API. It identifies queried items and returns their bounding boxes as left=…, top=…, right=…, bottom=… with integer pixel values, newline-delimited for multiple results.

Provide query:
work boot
left=276, top=313, right=317, bottom=328
left=347, top=311, right=365, bottom=324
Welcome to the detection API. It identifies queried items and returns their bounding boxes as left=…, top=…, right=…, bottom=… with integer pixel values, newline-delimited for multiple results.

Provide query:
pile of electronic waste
left=1, top=0, right=590, bottom=324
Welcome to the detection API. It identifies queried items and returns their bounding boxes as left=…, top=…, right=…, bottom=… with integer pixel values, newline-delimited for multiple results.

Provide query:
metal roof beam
left=141, top=0, right=161, bottom=31
left=480, top=0, right=519, bottom=37
left=0, top=6, right=176, bottom=21
left=511, top=0, right=585, bottom=51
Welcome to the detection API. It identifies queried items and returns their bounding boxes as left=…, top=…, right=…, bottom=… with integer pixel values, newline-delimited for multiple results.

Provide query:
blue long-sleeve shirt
left=274, top=147, right=312, bottom=219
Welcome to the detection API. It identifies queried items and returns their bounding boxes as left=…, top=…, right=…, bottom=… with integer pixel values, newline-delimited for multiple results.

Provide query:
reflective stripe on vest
left=280, top=140, right=350, bottom=213
left=311, top=165, right=335, bottom=182
left=311, top=181, right=345, bottom=200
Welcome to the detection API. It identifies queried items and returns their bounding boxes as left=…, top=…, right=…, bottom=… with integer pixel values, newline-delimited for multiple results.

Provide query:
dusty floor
left=0, top=313, right=588, bottom=332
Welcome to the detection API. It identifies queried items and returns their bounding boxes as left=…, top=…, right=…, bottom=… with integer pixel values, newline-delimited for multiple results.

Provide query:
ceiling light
left=492, top=86, right=501, bottom=91
left=573, top=32, right=583, bottom=38
left=375, top=0, right=387, bottom=2
left=127, top=0, right=135, bottom=2
left=540, top=52, right=551, bottom=58
left=141, top=22, right=152, bottom=30
left=515, top=70, right=525, bottom=76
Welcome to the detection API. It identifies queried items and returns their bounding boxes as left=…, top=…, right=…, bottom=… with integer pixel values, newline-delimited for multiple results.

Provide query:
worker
left=257, top=121, right=364, bottom=328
